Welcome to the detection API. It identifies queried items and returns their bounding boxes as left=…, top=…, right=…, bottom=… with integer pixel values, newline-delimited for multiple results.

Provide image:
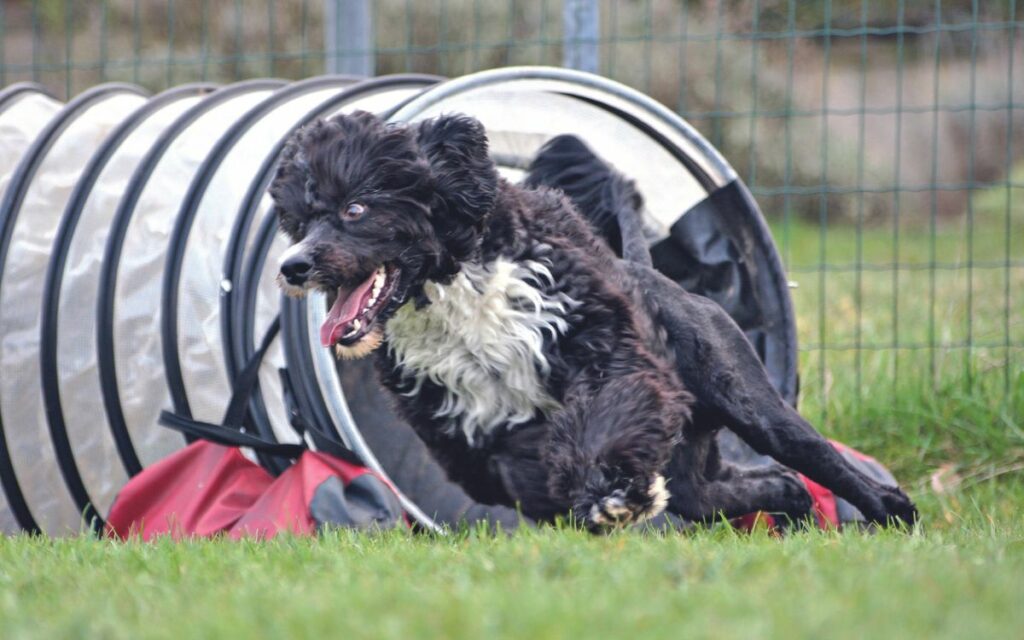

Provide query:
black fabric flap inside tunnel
left=650, top=180, right=790, bottom=402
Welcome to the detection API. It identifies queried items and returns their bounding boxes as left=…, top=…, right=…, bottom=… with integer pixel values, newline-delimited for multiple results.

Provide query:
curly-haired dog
left=270, top=111, right=918, bottom=530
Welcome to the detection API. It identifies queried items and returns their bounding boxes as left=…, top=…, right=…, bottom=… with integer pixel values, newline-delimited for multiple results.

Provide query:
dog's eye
left=341, top=203, right=366, bottom=221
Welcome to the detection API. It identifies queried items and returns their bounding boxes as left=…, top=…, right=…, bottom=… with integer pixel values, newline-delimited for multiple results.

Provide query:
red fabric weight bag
left=733, top=440, right=903, bottom=532
left=105, top=317, right=406, bottom=540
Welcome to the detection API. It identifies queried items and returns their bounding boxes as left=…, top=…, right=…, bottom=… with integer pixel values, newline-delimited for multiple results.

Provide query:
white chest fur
left=385, top=258, right=576, bottom=445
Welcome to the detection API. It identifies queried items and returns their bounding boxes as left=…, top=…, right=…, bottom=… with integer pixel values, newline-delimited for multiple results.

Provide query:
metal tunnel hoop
left=212, top=75, right=447, bottom=530
left=237, top=213, right=288, bottom=473
left=389, top=67, right=737, bottom=184
left=96, top=79, right=286, bottom=478
left=0, top=82, right=54, bottom=114
left=39, top=83, right=216, bottom=533
left=280, top=297, right=338, bottom=456
left=218, top=75, right=441, bottom=466
left=160, top=75, right=362, bottom=445
left=0, top=83, right=66, bottom=532
left=0, top=82, right=148, bottom=532
left=221, top=74, right=443, bottom=384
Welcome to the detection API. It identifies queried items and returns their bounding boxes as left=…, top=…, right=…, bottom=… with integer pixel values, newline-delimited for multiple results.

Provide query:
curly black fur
left=270, top=111, right=918, bottom=531
left=522, top=134, right=640, bottom=256
left=528, top=134, right=918, bottom=529
left=373, top=145, right=693, bottom=526
left=271, top=112, right=692, bottom=529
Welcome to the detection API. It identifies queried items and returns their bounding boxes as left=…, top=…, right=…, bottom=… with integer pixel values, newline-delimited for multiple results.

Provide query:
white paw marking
left=587, top=474, right=672, bottom=529
left=640, top=473, right=670, bottom=521
left=601, top=495, right=632, bottom=519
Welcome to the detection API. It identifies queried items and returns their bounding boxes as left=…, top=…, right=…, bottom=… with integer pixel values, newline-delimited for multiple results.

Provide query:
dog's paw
left=878, top=485, right=918, bottom=527
left=858, top=484, right=918, bottom=528
left=582, top=473, right=669, bottom=531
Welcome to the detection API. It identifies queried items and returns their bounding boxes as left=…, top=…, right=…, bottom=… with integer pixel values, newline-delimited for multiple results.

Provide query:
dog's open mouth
left=320, top=264, right=401, bottom=348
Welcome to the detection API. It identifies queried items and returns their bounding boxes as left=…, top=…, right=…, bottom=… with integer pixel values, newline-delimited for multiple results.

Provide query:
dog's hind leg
left=694, top=361, right=916, bottom=526
left=670, top=466, right=814, bottom=525
left=663, top=429, right=813, bottom=525
left=631, top=264, right=918, bottom=527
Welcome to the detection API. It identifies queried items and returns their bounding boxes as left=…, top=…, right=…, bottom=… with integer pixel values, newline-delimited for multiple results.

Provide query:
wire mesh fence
left=0, top=0, right=1020, bottom=427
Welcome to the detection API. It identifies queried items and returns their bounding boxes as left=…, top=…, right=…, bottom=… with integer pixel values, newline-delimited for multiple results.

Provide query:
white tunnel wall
left=1, top=92, right=147, bottom=534
left=111, top=88, right=274, bottom=469
left=56, top=93, right=205, bottom=517
left=394, top=83, right=710, bottom=238
left=0, top=90, right=64, bottom=534
left=0, top=93, right=64, bottom=195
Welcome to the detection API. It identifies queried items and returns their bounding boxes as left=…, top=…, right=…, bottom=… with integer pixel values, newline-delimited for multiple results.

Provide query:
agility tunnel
left=0, top=67, right=797, bottom=536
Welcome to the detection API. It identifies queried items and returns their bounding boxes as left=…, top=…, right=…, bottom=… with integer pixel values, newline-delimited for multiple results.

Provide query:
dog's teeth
left=343, top=318, right=362, bottom=339
left=368, top=267, right=386, bottom=307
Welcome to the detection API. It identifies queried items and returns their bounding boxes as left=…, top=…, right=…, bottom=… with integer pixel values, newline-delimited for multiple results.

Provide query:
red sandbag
left=105, top=441, right=273, bottom=539
left=228, top=449, right=406, bottom=538
left=734, top=439, right=898, bottom=531
left=105, top=441, right=405, bottom=541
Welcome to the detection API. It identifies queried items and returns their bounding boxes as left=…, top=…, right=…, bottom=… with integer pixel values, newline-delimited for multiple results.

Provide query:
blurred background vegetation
left=0, top=1, right=1020, bottom=424
left=1, top=0, right=1020, bottom=225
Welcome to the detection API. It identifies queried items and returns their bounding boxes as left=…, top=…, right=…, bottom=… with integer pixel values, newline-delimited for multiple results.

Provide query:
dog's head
left=270, top=110, right=498, bottom=358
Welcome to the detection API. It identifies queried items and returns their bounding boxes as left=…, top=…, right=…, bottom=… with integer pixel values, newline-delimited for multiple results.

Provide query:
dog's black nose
left=280, top=254, right=312, bottom=285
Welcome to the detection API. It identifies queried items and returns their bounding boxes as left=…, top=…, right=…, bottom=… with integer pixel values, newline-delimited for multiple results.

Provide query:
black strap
left=158, top=313, right=366, bottom=467
left=222, top=315, right=281, bottom=430
left=277, top=365, right=367, bottom=467
left=159, top=410, right=306, bottom=457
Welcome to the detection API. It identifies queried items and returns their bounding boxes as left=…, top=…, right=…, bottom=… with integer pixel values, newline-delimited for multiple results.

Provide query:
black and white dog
left=270, top=111, right=917, bottom=530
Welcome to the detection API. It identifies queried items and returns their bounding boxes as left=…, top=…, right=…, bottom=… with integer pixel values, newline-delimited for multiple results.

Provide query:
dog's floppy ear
left=415, top=114, right=498, bottom=226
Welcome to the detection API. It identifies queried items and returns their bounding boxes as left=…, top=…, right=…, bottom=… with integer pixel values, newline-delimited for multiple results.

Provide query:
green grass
left=0, top=519, right=1022, bottom=640
left=765, top=178, right=1022, bottom=513
left=0, top=187, right=1020, bottom=639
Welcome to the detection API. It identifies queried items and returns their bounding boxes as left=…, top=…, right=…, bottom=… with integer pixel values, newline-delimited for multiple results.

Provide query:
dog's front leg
left=543, top=370, right=688, bottom=532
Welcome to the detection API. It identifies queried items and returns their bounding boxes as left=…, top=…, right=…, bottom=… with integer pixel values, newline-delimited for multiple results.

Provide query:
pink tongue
left=320, top=271, right=378, bottom=347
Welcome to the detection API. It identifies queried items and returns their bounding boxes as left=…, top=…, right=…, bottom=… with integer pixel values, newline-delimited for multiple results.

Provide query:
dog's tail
left=524, top=135, right=650, bottom=265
